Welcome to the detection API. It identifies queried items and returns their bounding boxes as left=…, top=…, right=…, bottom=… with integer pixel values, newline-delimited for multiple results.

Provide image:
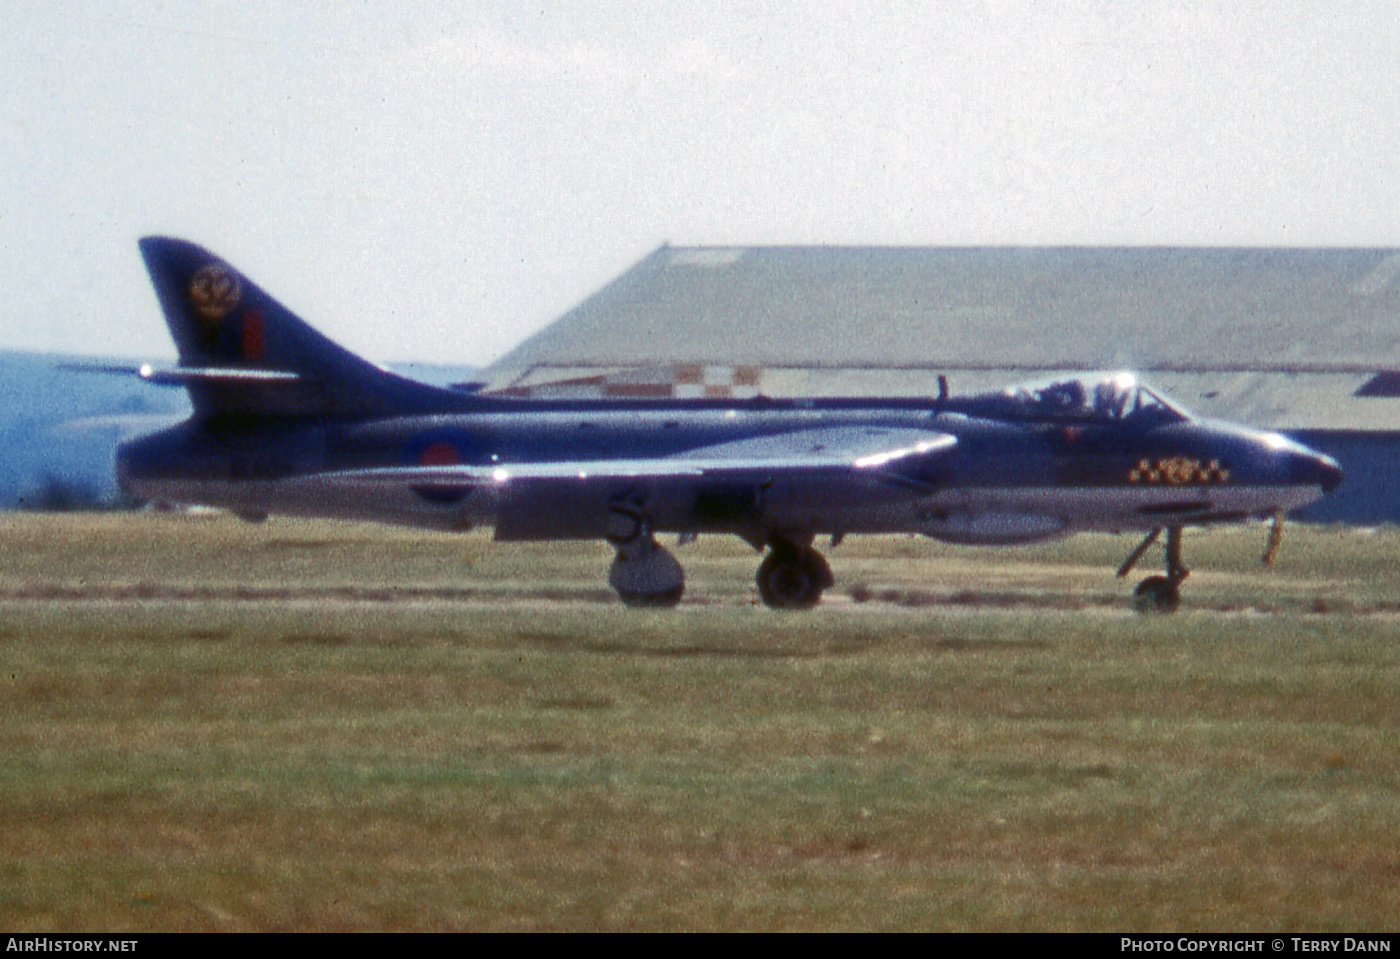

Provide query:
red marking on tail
left=242, top=309, right=266, bottom=362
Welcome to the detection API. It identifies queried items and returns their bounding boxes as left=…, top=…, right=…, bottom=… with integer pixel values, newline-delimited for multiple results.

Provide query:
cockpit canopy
left=994, top=372, right=1191, bottom=426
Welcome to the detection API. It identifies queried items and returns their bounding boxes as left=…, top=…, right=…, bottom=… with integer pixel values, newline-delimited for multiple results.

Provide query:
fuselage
left=117, top=392, right=1343, bottom=546
left=112, top=236, right=1348, bottom=611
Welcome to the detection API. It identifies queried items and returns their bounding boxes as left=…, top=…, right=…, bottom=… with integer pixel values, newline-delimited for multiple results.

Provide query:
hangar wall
left=1291, top=432, right=1400, bottom=523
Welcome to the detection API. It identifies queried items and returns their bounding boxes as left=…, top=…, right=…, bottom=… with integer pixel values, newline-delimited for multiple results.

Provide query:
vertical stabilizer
left=138, top=237, right=466, bottom=418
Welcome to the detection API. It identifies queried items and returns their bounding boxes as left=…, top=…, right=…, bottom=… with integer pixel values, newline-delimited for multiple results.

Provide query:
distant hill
left=0, top=352, right=477, bottom=509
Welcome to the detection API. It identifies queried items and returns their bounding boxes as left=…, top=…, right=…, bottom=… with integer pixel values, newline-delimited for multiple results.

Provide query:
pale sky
left=3, top=1, right=1399, bottom=366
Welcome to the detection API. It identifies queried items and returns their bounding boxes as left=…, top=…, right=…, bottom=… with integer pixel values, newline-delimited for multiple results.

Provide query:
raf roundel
left=410, top=439, right=469, bottom=505
left=188, top=263, right=242, bottom=323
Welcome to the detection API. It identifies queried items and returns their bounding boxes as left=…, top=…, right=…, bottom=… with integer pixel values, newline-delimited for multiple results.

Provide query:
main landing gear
left=755, top=536, right=835, bottom=610
left=606, top=503, right=684, bottom=608
left=1117, top=526, right=1188, bottom=614
left=605, top=508, right=836, bottom=610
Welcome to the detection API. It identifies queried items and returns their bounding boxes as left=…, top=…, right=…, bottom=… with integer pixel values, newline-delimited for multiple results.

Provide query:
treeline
left=15, top=474, right=145, bottom=512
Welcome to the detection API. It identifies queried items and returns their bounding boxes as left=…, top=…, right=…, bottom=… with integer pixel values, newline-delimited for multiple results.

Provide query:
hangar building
left=482, top=247, right=1400, bottom=523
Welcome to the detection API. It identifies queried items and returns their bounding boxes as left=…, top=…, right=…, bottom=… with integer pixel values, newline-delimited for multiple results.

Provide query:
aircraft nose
left=1290, top=451, right=1343, bottom=493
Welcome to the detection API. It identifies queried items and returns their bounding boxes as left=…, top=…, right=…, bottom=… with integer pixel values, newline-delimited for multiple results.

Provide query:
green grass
left=1, top=514, right=1398, bottom=930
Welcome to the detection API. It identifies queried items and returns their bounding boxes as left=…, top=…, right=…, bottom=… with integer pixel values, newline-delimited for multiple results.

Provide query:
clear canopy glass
left=1001, top=372, right=1191, bottom=425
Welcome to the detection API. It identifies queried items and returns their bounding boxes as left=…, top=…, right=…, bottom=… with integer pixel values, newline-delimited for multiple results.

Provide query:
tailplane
left=138, top=237, right=467, bottom=419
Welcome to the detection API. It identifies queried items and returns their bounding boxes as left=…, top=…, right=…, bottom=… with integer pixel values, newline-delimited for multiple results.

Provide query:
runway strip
left=3, top=580, right=1394, bottom=616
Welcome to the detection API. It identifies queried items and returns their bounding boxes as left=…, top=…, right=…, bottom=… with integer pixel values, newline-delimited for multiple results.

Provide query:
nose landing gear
left=1119, top=526, right=1189, bottom=614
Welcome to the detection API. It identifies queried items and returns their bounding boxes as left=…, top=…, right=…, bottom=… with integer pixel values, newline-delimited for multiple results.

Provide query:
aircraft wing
left=664, top=426, right=956, bottom=476
left=308, top=427, right=956, bottom=489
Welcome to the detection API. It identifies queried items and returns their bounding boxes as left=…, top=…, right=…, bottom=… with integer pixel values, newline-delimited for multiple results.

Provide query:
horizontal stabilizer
left=135, top=365, right=302, bottom=386
left=61, top=361, right=299, bottom=384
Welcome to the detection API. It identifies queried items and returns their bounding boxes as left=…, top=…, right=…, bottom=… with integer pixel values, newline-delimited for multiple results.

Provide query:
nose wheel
left=1132, top=575, right=1180, bottom=614
left=1119, top=526, right=1189, bottom=614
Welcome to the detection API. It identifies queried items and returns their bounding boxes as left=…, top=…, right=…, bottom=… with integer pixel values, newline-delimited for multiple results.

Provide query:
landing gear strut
left=606, top=504, right=684, bottom=608
left=1118, top=526, right=1189, bottom=614
left=755, top=537, right=834, bottom=610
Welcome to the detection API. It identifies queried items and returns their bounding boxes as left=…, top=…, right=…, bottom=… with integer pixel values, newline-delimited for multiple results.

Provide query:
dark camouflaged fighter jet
left=114, top=238, right=1342, bottom=613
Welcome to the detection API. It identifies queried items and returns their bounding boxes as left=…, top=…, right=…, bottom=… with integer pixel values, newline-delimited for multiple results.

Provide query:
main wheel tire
left=1133, top=575, right=1180, bottom=614
left=609, top=544, right=684, bottom=609
left=616, top=584, right=684, bottom=609
left=756, top=547, right=829, bottom=610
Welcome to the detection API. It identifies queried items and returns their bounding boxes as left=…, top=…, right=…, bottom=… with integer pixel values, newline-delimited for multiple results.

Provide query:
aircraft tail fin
left=138, top=237, right=468, bottom=419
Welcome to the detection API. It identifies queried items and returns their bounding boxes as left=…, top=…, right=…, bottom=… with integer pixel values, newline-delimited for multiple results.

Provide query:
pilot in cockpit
left=1093, top=378, right=1127, bottom=419
left=1040, top=379, right=1089, bottom=415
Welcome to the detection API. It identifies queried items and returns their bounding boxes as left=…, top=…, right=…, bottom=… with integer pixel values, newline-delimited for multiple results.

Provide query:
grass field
left=2, top=513, right=1398, bottom=931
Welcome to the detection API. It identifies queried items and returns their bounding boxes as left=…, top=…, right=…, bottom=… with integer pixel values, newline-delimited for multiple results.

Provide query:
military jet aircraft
left=113, top=238, right=1342, bottom=613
